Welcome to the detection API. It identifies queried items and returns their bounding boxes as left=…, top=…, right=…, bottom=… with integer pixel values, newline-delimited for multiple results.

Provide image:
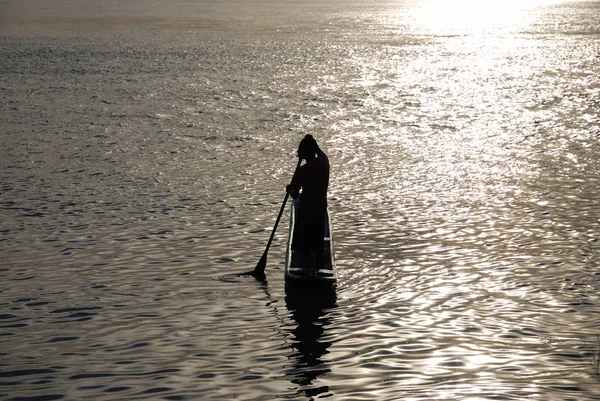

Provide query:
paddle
left=251, top=159, right=302, bottom=279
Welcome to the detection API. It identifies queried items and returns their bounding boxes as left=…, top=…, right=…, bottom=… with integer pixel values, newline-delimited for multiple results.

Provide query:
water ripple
left=2, top=2, right=600, bottom=400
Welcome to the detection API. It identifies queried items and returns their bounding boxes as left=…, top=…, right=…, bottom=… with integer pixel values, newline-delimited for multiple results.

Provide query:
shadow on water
left=217, top=272, right=338, bottom=398
left=284, top=285, right=337, bottom=399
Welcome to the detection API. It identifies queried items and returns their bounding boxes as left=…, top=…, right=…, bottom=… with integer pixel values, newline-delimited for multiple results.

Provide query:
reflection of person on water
left=287, top=135, right=330, bottom=271
left=285, top=288, right=336, bottom=395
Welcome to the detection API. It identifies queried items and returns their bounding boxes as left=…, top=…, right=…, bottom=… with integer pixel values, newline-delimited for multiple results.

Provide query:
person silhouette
left=287, top=135, right=330, bottom=271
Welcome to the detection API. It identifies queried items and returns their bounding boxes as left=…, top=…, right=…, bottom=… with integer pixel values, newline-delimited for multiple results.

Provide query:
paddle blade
left=252, top=254, right=267, bottom=279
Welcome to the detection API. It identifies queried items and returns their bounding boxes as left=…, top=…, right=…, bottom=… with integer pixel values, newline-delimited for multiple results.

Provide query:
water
left=1, top=0, right=600, bottom=399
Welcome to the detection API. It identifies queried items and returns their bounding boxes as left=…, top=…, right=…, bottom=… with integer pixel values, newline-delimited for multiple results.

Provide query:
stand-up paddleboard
left=284, top=198, right=336, bottom=287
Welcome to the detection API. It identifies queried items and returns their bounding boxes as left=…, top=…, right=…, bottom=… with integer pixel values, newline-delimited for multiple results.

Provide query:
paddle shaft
left=252, top=159, right=301, bottom=277
left=262, top=191, right=290, bottom=257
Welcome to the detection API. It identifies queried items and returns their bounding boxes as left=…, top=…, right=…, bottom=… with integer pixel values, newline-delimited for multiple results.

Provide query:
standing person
left=287, top=135, right=330, bottom=271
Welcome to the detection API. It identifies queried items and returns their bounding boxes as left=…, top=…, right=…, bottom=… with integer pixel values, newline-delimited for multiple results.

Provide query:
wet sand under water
left=2, top=0, right=600, bottom=400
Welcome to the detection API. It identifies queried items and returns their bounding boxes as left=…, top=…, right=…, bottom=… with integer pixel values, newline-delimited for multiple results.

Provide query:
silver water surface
left=1, top=0, right=600, bottom=400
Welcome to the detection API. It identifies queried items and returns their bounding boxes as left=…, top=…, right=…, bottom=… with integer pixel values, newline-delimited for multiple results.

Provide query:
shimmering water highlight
left=1, top=0, right=600, bottom=400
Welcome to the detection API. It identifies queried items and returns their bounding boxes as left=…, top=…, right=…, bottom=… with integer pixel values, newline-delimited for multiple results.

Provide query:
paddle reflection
left=285, top=285, right=337, bottom=398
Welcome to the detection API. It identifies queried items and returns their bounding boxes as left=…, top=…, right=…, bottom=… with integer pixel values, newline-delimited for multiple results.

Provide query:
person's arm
left=286, top=164, right=303, bottom=199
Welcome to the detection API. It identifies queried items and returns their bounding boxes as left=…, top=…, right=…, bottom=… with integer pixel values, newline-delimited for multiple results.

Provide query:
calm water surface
left=1, top=0, right=600, bottom=400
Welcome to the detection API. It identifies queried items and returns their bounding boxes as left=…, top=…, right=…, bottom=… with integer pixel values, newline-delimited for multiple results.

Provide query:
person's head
left=297, top=134, right=318, bottom=160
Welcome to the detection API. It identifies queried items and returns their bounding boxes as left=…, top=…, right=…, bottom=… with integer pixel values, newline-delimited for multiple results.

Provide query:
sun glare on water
left=413, top=0, right=563, bottom=34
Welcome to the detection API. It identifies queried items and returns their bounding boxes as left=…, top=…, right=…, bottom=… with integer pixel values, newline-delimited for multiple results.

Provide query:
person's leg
left=316, top=207, right=326, bottom=269
left=307, top=207, right=326, bottom=270
left=291, top=208, right=309, bottom=268
left=291, top=207, right=305, bottom=252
